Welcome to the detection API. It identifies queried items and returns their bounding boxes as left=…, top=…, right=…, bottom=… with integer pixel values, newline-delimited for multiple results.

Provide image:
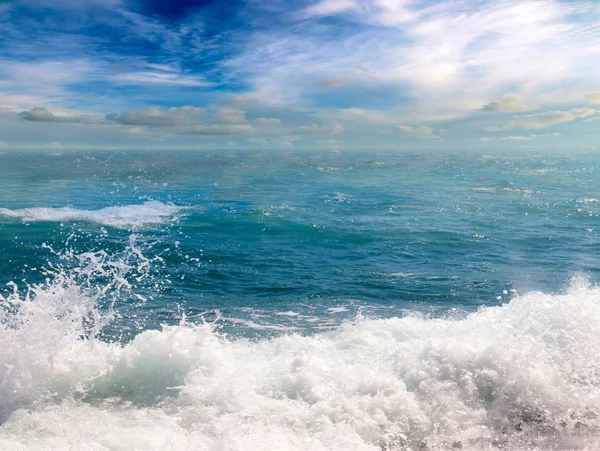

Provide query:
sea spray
left=0, top=234, right=156, bottom=422
left=1, top=252, right=600, bottom=449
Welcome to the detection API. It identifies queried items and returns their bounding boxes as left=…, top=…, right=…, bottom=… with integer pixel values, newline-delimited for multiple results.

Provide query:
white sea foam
left=0, top=201, right=184, bottom=229
left=472, top=186, right=535, bottom=195
left=388, top=272, right=415, bottom=278
left=1, top=249, right=600, bottom=450
left=327, top=306, right=349, bottom=313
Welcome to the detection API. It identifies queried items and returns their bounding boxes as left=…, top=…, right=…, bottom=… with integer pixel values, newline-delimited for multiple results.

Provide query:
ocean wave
left=472, top=186, right=535, bottom=195
left=1, top=249, right=599, bottom=450
left=0, top=201, right=185, bottom=229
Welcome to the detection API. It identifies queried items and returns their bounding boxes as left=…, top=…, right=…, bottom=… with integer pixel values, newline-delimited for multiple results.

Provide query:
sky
left=1, top=0, right=600, bottom=150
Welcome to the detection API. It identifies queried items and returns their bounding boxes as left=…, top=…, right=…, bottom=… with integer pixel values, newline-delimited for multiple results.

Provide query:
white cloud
left=18, top=106, right=105, bottom=123
left=508, top=107, right=597, bottom=130
left=481, top=94, right=535, bottom=113
left=302, top=0, right=416, bottom=25
left=230, top=0, right=600, bottom=128
left=484, top=132, right=560, bottom=141
left=483, top=124, right=513, bottom=132
left=109, top=106, right=205, bottom=127
left=111, top=64, right=211, bottom=87
left=0, top=141, right=8, bottom=148
left=322, top=108, right=398, bottom=125
left=0, top=60, right=96, bottom=97
left=318, top=107, right=467, bottom=127
left=211, top=108, right=247, bottom=124
left=253, top=117, right=282, bottom=125
left=302, top=0, right=360, bottom=17
left=585, top=92, right=600, bottom=104
left=395, top=125, right=442, bottom=140
left=501, top=135, right=534, bottom=141
left=483, top=107, right=599, bottom=132
left=0, top=94, right=57, bottom=112
left=583, top=116, right=600, bottom=123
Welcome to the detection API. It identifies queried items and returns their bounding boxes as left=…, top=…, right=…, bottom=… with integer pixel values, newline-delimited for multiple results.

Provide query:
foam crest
left=1, top=268, right=600, bottom=450
left=0, top=236, right=152, bottom=422
left=0, top=201, right=184, bottom=229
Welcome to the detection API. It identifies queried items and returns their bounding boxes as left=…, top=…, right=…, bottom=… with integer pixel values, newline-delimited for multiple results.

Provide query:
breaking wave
left=0, top=201, right=184, bottom=229
left=0, top=241, right=599, bottom=450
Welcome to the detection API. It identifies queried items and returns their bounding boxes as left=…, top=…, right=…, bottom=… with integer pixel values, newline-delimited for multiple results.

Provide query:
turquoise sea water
left=1, top=149, right=599, bottom=450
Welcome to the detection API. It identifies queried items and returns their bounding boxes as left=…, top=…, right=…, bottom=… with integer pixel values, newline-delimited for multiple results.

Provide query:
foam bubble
left=1, top=263, right=600, bottom=450
left=0, top=201, right=185, bottom=229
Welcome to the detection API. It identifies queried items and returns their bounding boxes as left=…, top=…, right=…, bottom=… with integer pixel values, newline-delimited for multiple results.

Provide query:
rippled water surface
left=1, top=149, right=599, bottom=450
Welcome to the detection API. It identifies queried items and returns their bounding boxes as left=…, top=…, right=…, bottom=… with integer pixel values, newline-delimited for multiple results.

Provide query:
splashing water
left=1, top=151, right=600, bottom=450
left=0, top=201, right=185, bottom=229
left=0, top=240, right=599, bottom=450
left=0, top=235, right=155, bottom=422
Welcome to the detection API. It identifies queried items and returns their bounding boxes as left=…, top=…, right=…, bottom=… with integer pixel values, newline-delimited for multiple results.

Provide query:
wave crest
left=1, top=254, right=600, bottom=450
left=0, top=201, right=184, bottom=229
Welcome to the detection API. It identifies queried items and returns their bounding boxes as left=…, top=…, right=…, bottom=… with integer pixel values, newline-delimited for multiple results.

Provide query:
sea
left=0, top=148, right=599, bottom=450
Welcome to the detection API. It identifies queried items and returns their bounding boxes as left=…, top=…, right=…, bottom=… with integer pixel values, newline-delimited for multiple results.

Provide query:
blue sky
left=1, top=0, right=600, bottom=149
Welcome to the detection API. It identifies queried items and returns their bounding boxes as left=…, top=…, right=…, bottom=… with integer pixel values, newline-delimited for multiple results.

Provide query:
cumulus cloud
left=395, top=125, right=442, bottom=140
left=108, top=106, right=205, bottom=127
left=19, top=106, right=60, bottom=122
left=253, top=117, right=282, bottom=125
left=18, top=106, right=103, bottom=123
left=0, top=141, right=8, bottom=148
left=479, top=137, right=492, bottom=142
left=211, top=108, right=247, bottom=124
left=481, top=94, right=535, bottom=113
left=507, top=107, right=597, bottom=130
